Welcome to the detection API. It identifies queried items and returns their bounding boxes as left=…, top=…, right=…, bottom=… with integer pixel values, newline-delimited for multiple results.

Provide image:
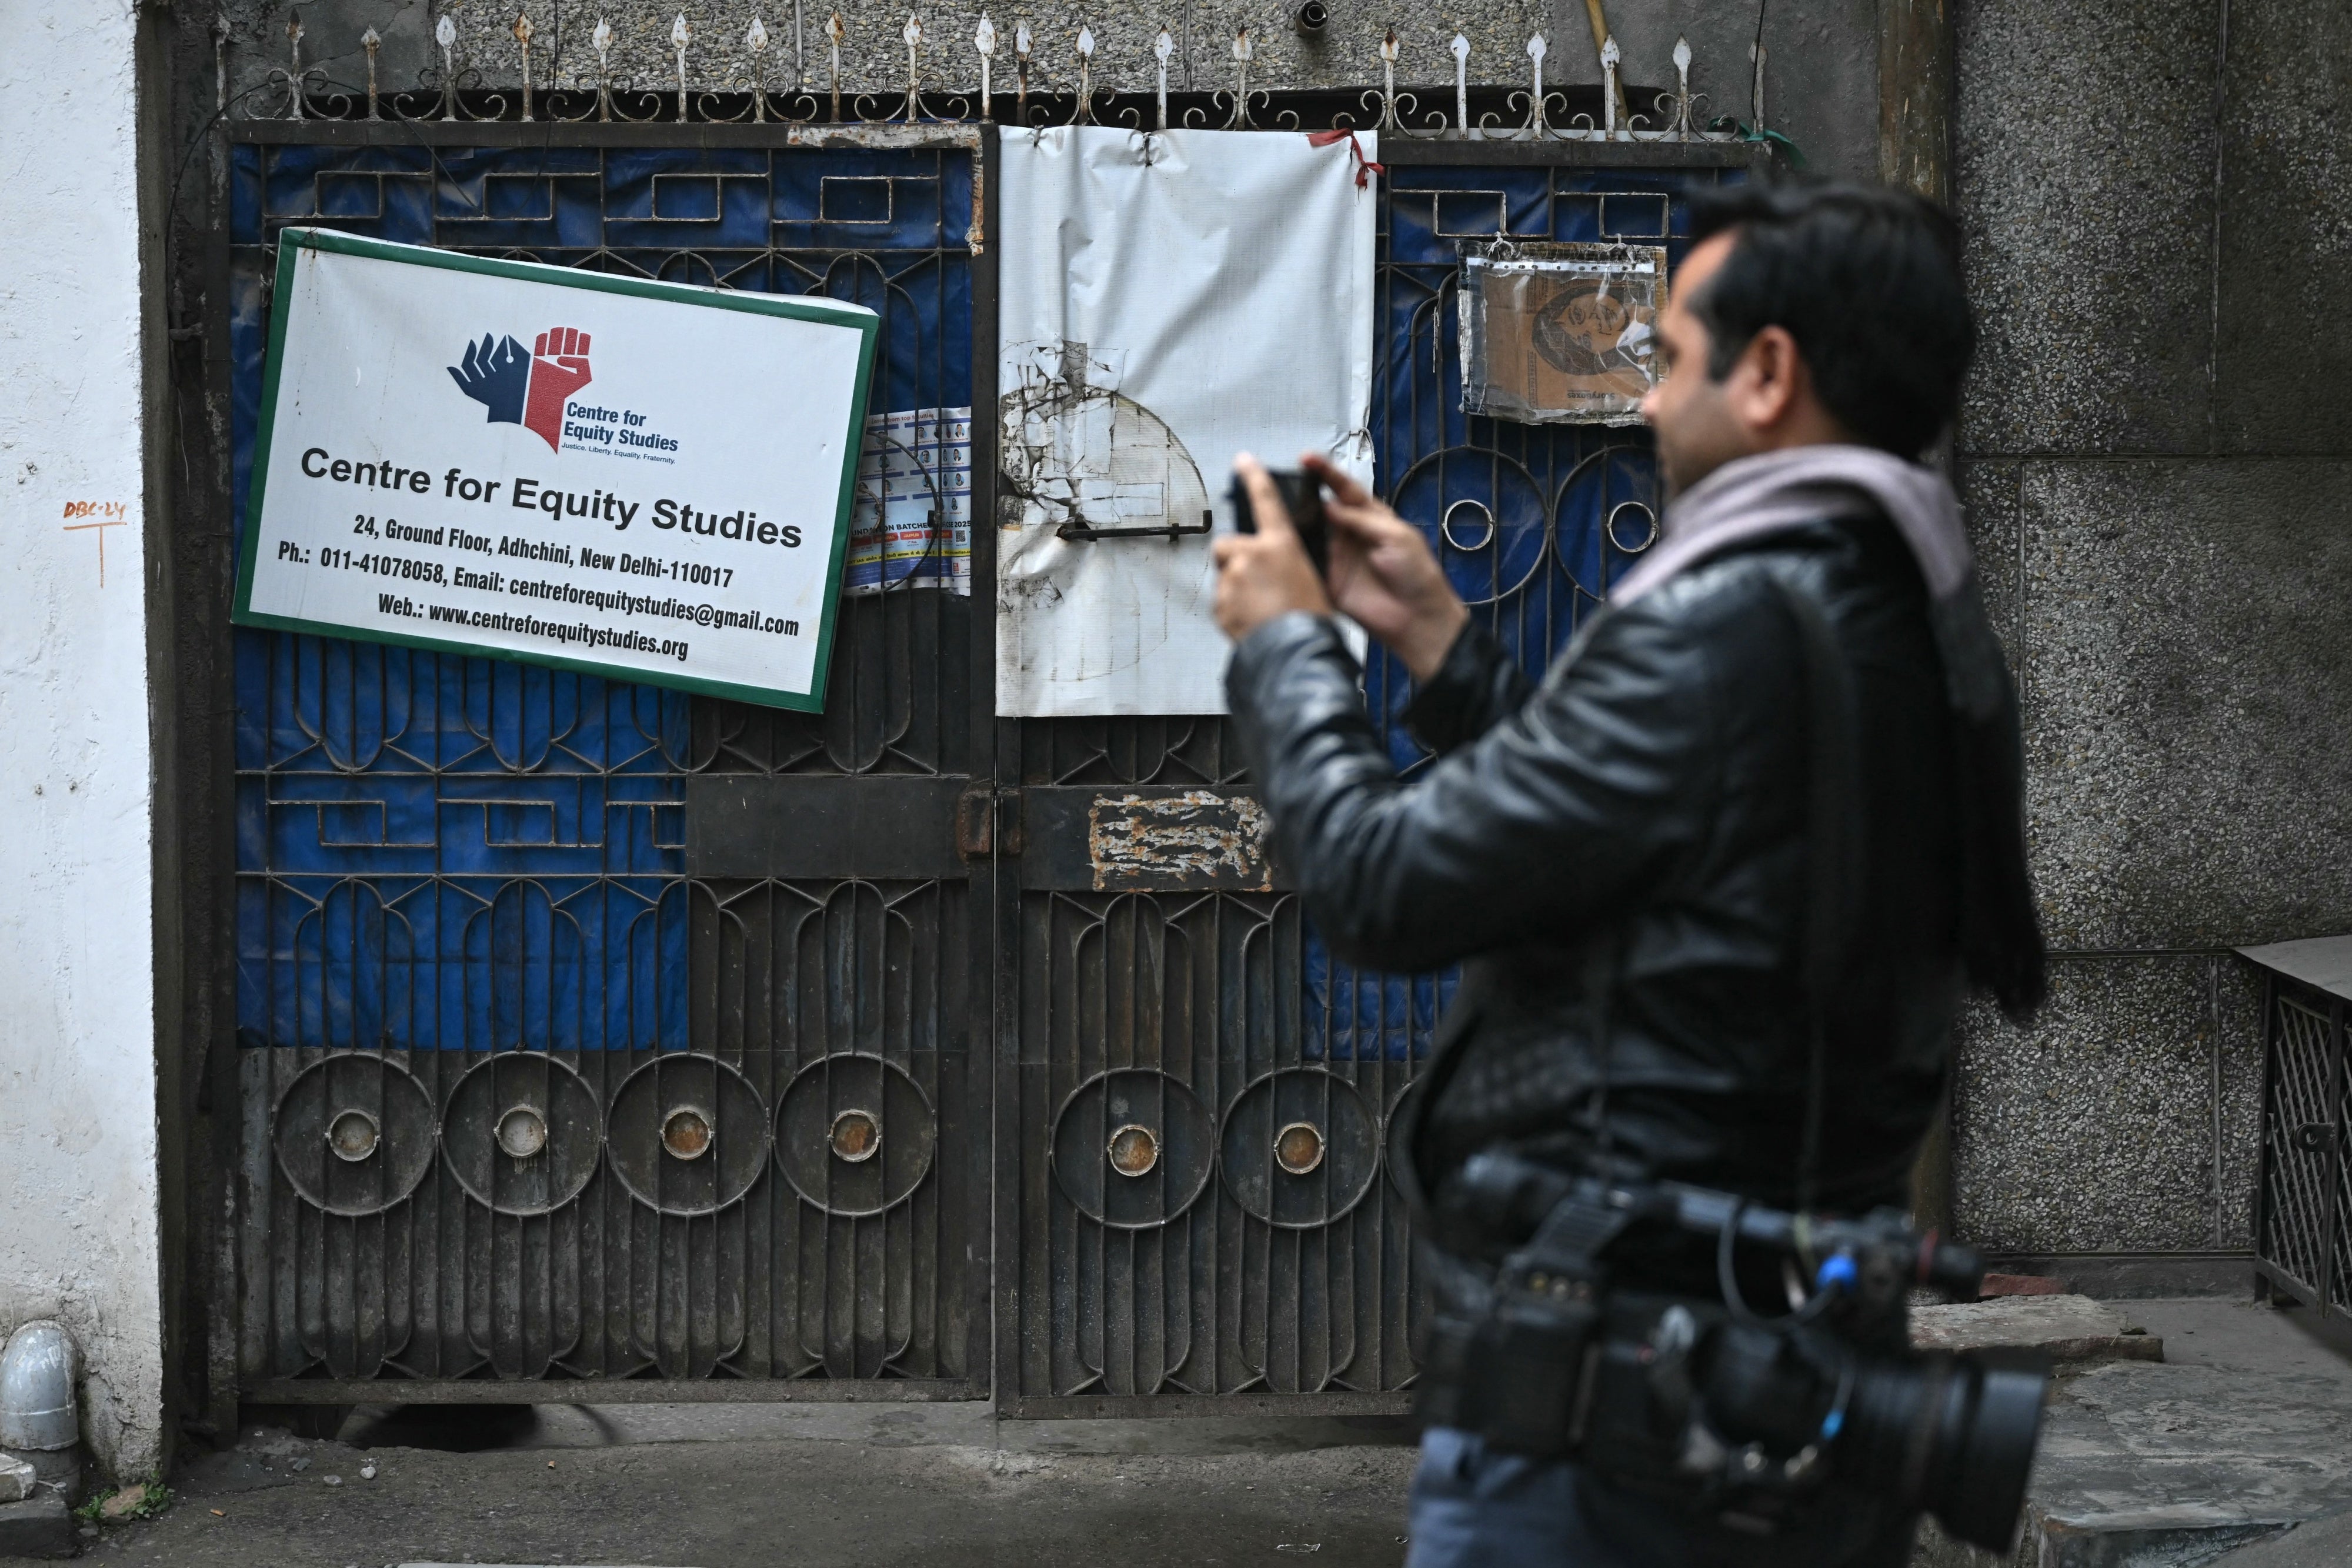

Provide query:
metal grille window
left=2245, top=940, right=2352, bottom=1317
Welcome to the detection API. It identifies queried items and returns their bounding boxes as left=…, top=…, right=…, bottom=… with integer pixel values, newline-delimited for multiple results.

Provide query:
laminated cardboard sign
left=1459, top=242, right=1667, bottom=426
left=233, top=228, right=879, bottom=711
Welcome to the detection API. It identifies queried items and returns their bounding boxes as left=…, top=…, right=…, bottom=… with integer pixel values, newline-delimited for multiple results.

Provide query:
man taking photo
left=1214, top=183, right=2046, bottom=1567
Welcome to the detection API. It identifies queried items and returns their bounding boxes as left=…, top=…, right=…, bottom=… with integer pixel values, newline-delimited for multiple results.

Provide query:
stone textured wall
left=1950, top=0, right=2352, bottom=1258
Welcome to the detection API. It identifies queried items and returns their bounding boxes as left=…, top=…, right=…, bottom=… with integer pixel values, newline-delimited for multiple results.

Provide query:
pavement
left=1916, top=1297, right=2352, bottom=1568
left=9, top=1296, right=2348, bottom=1568
left=4, top=1407, right=1420, bottom=1568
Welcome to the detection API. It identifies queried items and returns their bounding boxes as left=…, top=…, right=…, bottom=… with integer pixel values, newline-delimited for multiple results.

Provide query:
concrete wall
left=1949, top=0, right=2352, bottom=1263
left=0, top=4, right=168, bottom=1479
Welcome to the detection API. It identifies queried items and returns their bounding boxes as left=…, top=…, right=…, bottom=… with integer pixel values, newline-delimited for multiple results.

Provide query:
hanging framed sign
left=232, top=227, right=878, bottom=711
left=1458, top=241, right=1667, bottom=426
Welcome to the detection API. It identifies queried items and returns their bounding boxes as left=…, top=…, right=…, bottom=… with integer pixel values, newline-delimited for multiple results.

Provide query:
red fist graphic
left=522, top=326, right=593, bottom=452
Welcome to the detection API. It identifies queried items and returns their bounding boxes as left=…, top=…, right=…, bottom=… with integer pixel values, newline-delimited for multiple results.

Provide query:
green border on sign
left=231, top=225, right=880, bottom=713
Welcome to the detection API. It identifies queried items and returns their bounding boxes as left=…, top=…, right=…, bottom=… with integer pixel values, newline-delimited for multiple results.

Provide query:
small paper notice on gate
left=1458, top=242, right=1667, bottom=426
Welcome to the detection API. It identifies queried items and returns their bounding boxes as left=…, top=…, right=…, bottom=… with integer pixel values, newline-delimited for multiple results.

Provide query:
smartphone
left=1227, top=468, right=1331, bottom=578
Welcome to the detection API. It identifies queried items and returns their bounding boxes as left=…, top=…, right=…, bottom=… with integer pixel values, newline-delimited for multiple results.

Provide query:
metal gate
left=217, top=110, right=1752, bottom=1408
left=993, top=148, right=1734, bottom=1414
left=228, top=128, right=991, bottom=1400
left=2247, top=945, right=2352, bottom=1318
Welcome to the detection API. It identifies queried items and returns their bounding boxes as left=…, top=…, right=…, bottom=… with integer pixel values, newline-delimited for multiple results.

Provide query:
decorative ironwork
left=1221, top=1070, right=1378, bottom=1225
left=975, top=15, right=996, bottom=121
left=222, top=11, right=1752, bottom=142
left=211, top=74, right=1750, bottom=1410
left=1070, top=26, right=1098, bottom=127
left=1220, top=27, right=1259, bottom=131
left=509, top=12, right=533, bottom=123
left=1155, top=29, right=1173, bottom=131
left=361, top=26, right=382, bottom=121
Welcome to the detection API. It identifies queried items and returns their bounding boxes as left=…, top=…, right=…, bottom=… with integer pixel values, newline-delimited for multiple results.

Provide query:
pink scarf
left=1610, top=445, right=1972, bottom=608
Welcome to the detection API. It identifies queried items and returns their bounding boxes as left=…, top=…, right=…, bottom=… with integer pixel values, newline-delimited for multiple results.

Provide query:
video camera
left=1416, top=1150, right=2048, bottom=1553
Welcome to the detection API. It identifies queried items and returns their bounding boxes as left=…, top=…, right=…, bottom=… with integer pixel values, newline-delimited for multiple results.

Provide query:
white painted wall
left=0, top=3, right=165, bottom=1478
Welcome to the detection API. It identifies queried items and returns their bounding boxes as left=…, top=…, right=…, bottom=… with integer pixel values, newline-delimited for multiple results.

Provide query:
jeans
left=1404, top=1427, right=1919, bottom=1568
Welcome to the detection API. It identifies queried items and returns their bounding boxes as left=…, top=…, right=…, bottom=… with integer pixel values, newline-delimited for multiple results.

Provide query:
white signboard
left=233, top=228, right=878, bottom=711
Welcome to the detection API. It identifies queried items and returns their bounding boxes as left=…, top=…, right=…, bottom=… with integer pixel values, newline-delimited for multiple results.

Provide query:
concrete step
left=1911, top=1300, right=2352, bottom=1568
left=1910, top=1293, right=2166, bottom=1367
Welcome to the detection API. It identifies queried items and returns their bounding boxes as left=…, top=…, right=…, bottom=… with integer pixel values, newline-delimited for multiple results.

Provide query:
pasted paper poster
left=233, top=228, right=877, bottom=711
left=1459, top=242, right=1667, bottom=426
left=996, top=127, right=1377, bottom=716
left=849, top=406, right=972, bottom=596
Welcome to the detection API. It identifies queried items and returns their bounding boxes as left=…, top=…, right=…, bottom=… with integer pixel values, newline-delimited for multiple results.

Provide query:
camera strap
left=1763, top=572, right=1863, bottom=1219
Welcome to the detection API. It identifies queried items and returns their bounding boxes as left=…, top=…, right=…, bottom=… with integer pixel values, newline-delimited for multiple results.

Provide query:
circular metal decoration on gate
left=1107, top=1124, right=1160, bottom=1177
left=443, top=1053, right=603, bottom=1216
left=662, top=1106, right=715, bottom=1160
left=1274, top=1121, right=1326, bottom=1176
left=608, top=1055, right=770, bottom=1215
left=1220, top=1069, right=1379, bottom=1228
left=327, top=1109, right=381, bottom=1163
left=776, top=1056, right=937, bottom=1217
left=272, top=1054, right=438, bottom=1216
left=1050, top=1070, right=1215, bottom=1229
left=829, top=1109, right=880, bottom=1163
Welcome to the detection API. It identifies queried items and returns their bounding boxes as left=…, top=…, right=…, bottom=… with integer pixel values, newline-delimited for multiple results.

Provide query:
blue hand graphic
left=447, top=333, right=532, bottom=426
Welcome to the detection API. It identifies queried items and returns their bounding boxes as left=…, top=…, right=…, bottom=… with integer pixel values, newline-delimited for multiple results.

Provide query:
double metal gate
left=222, top=118, right=1750, bottom=1410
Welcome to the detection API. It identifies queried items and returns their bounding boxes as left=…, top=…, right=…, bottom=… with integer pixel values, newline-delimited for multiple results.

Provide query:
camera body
left=1417, top=1151, right=2049, bottom=1553
left=1227, top=468, right=1332, bottom=578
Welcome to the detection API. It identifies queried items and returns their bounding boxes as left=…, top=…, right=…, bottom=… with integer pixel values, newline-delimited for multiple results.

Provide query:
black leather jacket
left=1226, top=518, right=1969, bottom=1232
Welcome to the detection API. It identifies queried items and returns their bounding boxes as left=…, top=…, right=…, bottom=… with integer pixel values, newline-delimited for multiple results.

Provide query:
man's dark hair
left=1687, top=182, right=1974, bottom=460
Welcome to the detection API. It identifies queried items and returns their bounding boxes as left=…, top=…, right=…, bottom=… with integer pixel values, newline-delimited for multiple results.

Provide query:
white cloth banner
left=995, top=127, right=1377, bottom=716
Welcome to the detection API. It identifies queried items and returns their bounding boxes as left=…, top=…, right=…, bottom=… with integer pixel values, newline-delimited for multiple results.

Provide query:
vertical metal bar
left=965, top=123, right=1016, bottom=1406
left=2324, top=996, right=2347, bottom=1317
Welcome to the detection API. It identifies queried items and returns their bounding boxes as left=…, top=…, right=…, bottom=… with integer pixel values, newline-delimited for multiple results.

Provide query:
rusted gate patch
left=1086, top=791, right=1273, bottom=892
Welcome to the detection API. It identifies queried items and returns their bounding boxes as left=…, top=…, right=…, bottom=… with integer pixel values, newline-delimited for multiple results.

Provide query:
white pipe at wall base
left=0, top=1323, right=79, bottom=1452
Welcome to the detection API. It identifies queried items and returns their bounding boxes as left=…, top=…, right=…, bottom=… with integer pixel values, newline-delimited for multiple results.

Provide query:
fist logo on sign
left=446, top=326, right=593, bottom=453
left=524, top=327, right=594, bottom=450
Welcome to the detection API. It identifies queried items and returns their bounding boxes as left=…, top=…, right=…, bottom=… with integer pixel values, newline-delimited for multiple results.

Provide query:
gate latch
left=2293, top=1122, right=2339, bottom=1157
left=957, top=788, right=1023, bottom=859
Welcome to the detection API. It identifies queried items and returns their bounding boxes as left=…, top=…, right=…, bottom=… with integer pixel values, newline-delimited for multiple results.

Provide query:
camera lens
left=1840, top=1347, right=2048, bottom=1552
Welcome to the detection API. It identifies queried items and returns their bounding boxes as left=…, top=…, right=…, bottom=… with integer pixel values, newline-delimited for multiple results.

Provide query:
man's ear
left=1730, top=325, right=1808, bottom=433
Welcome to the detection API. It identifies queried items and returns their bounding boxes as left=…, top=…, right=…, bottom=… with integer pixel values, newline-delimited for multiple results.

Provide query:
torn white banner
left=996, top=127, right=1377, bottom=717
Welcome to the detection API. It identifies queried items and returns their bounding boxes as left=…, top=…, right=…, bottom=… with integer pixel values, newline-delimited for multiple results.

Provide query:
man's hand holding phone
left=1214, top=452, right=1469, bottom=683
